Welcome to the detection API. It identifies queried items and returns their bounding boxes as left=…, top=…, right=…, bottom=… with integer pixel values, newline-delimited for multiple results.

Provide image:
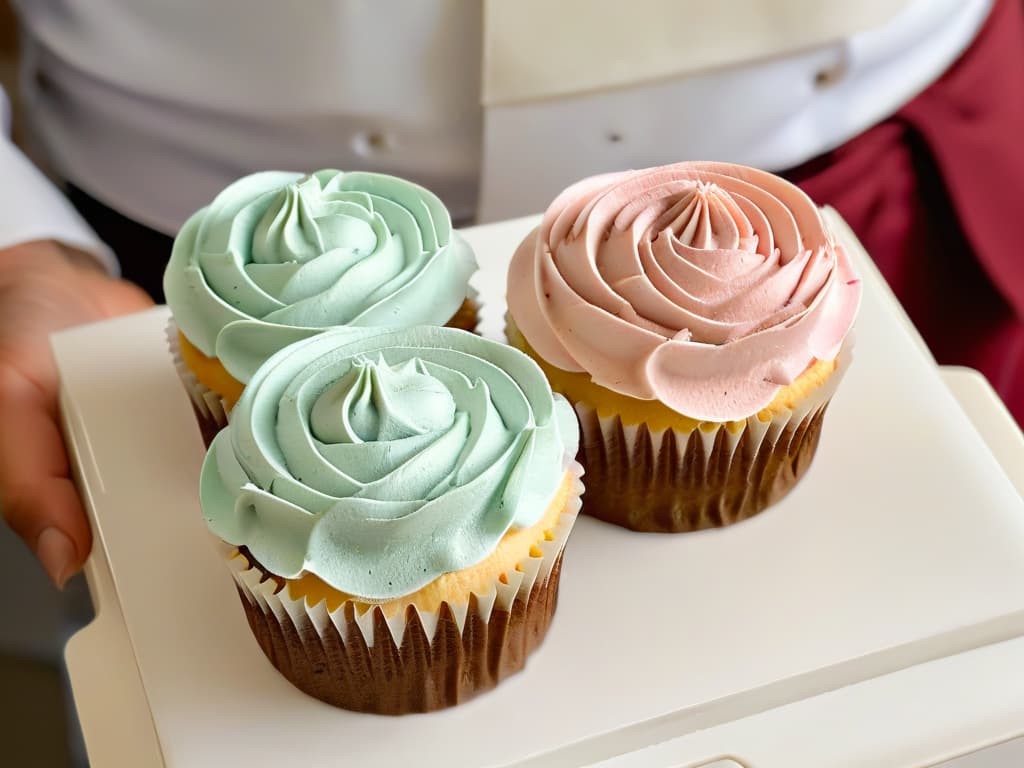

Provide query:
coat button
left=814, top=61, right=845, bottom=88
left=33, top=68, right=54, bottom=93
left=352, top=131, right=391, bottom=156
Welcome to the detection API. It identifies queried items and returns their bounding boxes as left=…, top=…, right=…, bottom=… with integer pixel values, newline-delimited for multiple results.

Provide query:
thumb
left=0, top=367, right=90, bottom=588
left=85, top=271, right=154, bottom=317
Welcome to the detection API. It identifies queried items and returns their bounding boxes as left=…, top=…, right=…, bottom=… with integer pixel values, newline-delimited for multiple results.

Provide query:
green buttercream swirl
left=200, top=327, right=580, bottom=600
left=163, top=169, right=477, bottom=382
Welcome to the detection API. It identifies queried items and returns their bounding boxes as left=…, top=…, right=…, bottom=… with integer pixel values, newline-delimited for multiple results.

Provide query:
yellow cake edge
left=505, top=319, right=836, bottom=434
left=177, top=331, right=245, bottom=409
left=228, top=468, right=576, bottom=617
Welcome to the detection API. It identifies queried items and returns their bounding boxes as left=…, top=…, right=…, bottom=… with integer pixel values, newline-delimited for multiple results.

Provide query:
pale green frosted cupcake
left=163, top=169, right=479, bottom=443
left=200, top=326, right=583, bottom=713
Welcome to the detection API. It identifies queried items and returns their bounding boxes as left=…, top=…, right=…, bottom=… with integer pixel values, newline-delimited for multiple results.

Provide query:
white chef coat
left=0, top=0, right=994, bottom=274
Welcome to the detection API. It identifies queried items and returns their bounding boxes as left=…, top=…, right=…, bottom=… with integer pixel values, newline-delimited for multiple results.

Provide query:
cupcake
left=164, top=169, right=479, bottom=445
left=200, top=326, right=582, bottom=713
left=506, top=161, right=860, bottom=532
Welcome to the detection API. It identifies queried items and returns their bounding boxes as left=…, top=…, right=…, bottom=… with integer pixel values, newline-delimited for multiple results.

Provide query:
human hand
left=0, top=240, right=152, bottom=587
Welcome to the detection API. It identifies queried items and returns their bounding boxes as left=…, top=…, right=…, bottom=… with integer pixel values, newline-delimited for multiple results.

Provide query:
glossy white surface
left=60, top=213, right=1024, bottom=767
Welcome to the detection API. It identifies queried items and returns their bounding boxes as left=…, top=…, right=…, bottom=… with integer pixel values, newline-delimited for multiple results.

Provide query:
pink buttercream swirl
left=507, top=162, right=861, bottom=421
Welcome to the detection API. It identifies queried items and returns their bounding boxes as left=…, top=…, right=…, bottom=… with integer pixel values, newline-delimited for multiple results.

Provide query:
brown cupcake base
left=576, top=404, right=828, bottom=532
left=570, top=338, right=850, bottom=533
left=221, top=463, right=582, bottom=714
left=236, top=554, right=564, bottom=714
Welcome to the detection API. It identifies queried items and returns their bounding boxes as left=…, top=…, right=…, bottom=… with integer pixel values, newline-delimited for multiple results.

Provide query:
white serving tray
left=58, top=213, right=1024, bottom=768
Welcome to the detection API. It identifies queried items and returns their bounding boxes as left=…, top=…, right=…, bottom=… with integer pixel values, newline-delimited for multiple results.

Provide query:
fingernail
left=36, top=528, right=76, bottom=589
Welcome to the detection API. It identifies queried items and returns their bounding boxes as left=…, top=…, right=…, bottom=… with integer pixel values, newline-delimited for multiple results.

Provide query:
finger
left=0, top=367, right=91, bottom=587
left=84, top=272, right=154, bottom=316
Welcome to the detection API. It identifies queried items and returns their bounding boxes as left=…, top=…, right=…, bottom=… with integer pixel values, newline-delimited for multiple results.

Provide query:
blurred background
left=0, top=1, right=1020, bottom=766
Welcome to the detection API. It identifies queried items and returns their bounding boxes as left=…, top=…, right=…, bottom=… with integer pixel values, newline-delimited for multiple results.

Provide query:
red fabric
left=783, top=0, right=1024, bottom=424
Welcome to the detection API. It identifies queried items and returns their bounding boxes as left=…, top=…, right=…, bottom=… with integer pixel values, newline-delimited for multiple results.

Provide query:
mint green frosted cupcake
left=200, top=326, right=583, bottom=713
left=163, top=169, right=479, bottom=444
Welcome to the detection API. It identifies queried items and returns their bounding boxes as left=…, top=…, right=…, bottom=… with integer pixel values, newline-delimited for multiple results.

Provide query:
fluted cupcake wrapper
left=166, top=322, right=231, bottom=447
left=220, top=462, right=582, bottom=714
left=574, top=346, right=850, bottom=532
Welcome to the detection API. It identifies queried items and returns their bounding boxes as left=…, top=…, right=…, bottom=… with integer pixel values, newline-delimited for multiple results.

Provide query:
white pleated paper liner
left=572, top=345, right=851, bottom=532
left=505, top=315, right=852, bottom=532
left=166, top=322, right=231, bottom=447
left=221, top=462, right=584, bottom=714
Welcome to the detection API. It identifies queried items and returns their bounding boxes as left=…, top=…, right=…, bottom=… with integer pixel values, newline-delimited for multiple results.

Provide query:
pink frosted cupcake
left=506, top=161, right=861, bottom=532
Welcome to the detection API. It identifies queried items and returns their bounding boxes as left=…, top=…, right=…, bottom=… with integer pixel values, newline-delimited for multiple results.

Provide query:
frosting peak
left=251, top=176, right=374, bottom=265
left=661, top=182, right=752, bottom=253
left=314, top=357, right=457, bottom=444
left=507, top=161, right=861, bottom=421
left=200, top=327, right=579, bottom=600
left=164, top=169, right=477, bottom=383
